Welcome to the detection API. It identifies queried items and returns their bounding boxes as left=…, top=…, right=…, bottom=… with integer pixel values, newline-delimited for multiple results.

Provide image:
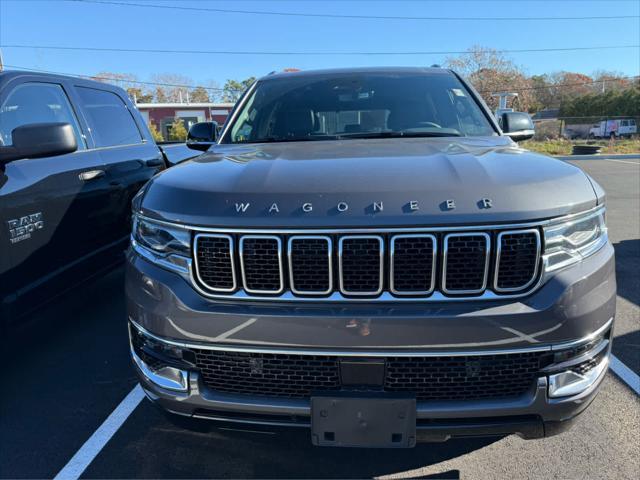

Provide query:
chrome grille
left=339, top=236, right=384, bottom=295
left=390, top=234, right=436, bottom=295
left=193, top=227, right=541, bottom=300
left=288, top=236, right=332, bottom=295
left=239, top=236, right=283, bottom=294
left=194, top=234, right=236, bottom=292
left=495, top=230, right=540, bottom=292
left=442, top=233, right=490, bottom=294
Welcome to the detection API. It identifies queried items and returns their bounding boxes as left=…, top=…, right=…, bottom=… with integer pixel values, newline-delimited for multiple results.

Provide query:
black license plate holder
left=311, top=395, right=416, bottom=448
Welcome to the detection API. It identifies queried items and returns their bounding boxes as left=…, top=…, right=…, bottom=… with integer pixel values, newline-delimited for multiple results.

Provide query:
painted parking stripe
left=604, top=158, right=640, bottom=165
left=609, top=354, right=640, bottom=395
left=54, top=385, right=145, bottom=480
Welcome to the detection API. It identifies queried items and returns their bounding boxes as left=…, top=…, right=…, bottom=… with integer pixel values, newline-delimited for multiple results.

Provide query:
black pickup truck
left=0, top=71, right=200, bottom=330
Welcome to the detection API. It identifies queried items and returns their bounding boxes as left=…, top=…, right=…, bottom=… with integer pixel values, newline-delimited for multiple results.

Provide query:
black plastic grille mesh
left=444, top=235, right=489, bottom=292
left=196, top=236, right=235, bottom=290
left=497, top=232, right=539, bottom=290
left=384, top=353, right=542, bottom=400
left=392, top=236, right=435, bottom=293
left=241, top=237, right=282, bottom=292
left=290, top=238, right=331, bottom=293
left=193, top=350, right=545, bottom=401
left=340, top=237, right=382, bottom=293
left=193, top=350, right=341, bottom=397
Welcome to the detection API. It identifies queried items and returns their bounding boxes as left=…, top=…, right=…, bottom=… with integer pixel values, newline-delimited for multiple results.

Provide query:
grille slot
left=390, top=234, right=436, bottom=295
left=339, top=236, right=384, bottom=295
left=288, top=236, right=332, bottom=295
left=495, top=230, right=540, bottom=292
left=443, top=233, right=490, bottom=294
left=194, top=234, right=236, bottom=292
left=192, top=349, right=545, bottom=401
left=239, top=236, right=283, bottom=294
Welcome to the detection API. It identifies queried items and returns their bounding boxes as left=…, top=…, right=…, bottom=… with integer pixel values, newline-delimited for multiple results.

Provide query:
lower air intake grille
left=192, top=350, right=546, bottom=401
left=339, top=236, right=383, bottom=295
left=195, top=235, right=235, bottom=291
left=240, top=236, right=282, bottom=293
left=496, top=231, right=540, bottom=291
left=443, top=233, right=489, bottom=293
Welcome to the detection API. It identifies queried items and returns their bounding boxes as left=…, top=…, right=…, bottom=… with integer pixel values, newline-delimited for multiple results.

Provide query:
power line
left=68, top=0, right=640, bottom=21
left=0, top=64, right=229, bottom=92
left=2, top=43, right=639, bottom=56
left=4, top=64, right=637, bottom=96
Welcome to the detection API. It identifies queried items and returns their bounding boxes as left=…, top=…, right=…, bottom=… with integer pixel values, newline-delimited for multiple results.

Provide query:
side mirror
left=187, top=121, right=218, bottom=152
left=0, top=123, right=78, bottom=164
left=501, top=112, right=535, bottom=142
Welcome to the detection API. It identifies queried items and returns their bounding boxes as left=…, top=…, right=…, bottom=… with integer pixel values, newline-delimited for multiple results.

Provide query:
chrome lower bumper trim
left=128, top=317, right=613, bottom=357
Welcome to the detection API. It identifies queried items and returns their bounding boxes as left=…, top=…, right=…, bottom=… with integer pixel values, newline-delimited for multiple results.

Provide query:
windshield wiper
left=337, top=130, right=462, bottom=139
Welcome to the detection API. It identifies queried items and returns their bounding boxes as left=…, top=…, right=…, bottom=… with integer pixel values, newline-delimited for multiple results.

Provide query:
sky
left=1, top=0, right=639, bottom=92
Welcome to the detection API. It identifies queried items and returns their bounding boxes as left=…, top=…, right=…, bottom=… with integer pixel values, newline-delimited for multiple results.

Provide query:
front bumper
left=126, top=242, right=615, bottom=442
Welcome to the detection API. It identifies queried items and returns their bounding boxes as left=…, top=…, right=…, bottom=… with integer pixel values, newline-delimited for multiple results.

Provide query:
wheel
left=588, top=133, right=595, bottom=139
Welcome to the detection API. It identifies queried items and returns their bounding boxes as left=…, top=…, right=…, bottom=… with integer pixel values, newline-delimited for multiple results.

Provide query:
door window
left=0, top=82, right=85, bottom=148
left=76, top=87, right=143, bottom=147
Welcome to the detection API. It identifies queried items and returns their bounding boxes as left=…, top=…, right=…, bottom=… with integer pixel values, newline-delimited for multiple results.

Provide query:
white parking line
left=609, top=354, right=640, bottom=395
left=54, top=385, right=145, bottom=480
left=604, top=158, right=640, bottom=165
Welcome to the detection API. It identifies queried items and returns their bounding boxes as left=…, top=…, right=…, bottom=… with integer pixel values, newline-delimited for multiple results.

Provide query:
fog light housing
left=131, top=349, right=189, bottom=392
left=548, top=356, right=609, bottom=398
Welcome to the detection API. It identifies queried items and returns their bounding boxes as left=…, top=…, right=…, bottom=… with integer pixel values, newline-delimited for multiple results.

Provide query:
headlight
left=132, top=216, right=191, bottom=273
left=543, top=207, right=607, bottom=272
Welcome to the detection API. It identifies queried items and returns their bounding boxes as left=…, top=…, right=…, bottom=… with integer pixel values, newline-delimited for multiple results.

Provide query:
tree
left=127, top=87, right=153, bottom=104
left=222, top=77, right=256, bottom=103
left=190, top=86, right=210, bottom=103
left=445, top=46, right=535, bottom=112
left=168, top=118, right=187, bottom=142
left=147, top=122, right=164, bottom=142
left=150, top=73, right=194, bottom=103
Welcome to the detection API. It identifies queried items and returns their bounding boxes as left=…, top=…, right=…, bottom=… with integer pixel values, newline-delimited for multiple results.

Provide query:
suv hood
left=140, top=137, right=598, bottom=228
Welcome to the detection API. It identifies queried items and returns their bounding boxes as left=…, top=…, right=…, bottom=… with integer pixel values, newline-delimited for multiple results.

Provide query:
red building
left=136, top=102, right=234, bottom=139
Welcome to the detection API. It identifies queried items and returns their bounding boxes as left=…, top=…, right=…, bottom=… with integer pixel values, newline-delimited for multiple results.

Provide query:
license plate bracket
left=311, top=395, right=416, bottom=448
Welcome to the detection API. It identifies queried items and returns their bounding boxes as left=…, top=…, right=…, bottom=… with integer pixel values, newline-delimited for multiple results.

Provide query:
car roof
left=259, top=66, right=454, bottom=82
left=0, top=70, right=129, bottom=95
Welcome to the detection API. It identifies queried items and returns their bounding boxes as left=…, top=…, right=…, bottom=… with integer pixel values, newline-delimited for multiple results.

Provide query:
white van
left=589, top=119, right=637, bottom=138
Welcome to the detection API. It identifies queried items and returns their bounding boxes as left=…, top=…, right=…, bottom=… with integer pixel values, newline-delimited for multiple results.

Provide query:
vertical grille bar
left=239, top=235, right=284, bottom=294
left=338, top=235, right=384, bottom=296
left=494, top=229, right=541, bottom=292
left=390, top=234, right=437, bottom=295
left=442, top=233, right=490, bottom=295
left=288, top=236, right=333, bottom=295
left=194, top=234, right=236, bottom=292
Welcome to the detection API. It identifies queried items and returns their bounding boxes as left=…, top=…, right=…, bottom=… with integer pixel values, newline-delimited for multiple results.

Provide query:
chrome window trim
left=287, top=235, right=333, bottom=296
left=442, top=232, right=491, bottom=295
left=239, top=235, right=285, bottom=295
left=494, top=229, right=541, bottom=293
left=193, top=233, right=237, bottom=293
left=390, top=234, right=437, bottom=296
left=338, top=235, right=384, bottom=296
left=129, top=317, right=614, bottom=356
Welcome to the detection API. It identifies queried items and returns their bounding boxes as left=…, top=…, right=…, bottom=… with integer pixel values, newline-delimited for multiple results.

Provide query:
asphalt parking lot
left=1, top=156, right=638, bottom=480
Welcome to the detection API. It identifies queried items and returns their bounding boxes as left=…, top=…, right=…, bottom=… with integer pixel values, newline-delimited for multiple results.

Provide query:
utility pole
left=0, top=47, right=4, bottom=72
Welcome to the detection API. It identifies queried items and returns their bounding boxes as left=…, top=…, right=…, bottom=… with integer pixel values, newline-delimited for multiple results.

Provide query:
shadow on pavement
left=613, top=239, right=640, bottom=308
left=83, top=401, right=497, bottom=479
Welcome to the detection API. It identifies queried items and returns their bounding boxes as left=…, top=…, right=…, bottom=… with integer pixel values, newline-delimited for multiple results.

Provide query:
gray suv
left=126, top=67, right=614, bottom=448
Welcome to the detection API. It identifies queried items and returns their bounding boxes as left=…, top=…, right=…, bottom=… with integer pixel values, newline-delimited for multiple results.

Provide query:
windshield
left=224, top=72, right=497, bottom=144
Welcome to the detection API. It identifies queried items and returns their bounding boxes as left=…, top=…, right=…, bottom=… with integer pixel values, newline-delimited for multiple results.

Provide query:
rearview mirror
left=0, top=122, right=78, bottom=164
left=501, top=112, right=535, bottom=142
left=187, top=121, right=218, bottom=152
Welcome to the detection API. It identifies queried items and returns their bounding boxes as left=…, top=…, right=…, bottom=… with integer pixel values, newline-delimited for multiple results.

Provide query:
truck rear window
left=225, top=72, right=497, bottom=144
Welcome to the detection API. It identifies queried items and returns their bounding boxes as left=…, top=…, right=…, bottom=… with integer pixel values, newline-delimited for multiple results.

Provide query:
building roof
left=135, top=103, right=235, bottom=109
